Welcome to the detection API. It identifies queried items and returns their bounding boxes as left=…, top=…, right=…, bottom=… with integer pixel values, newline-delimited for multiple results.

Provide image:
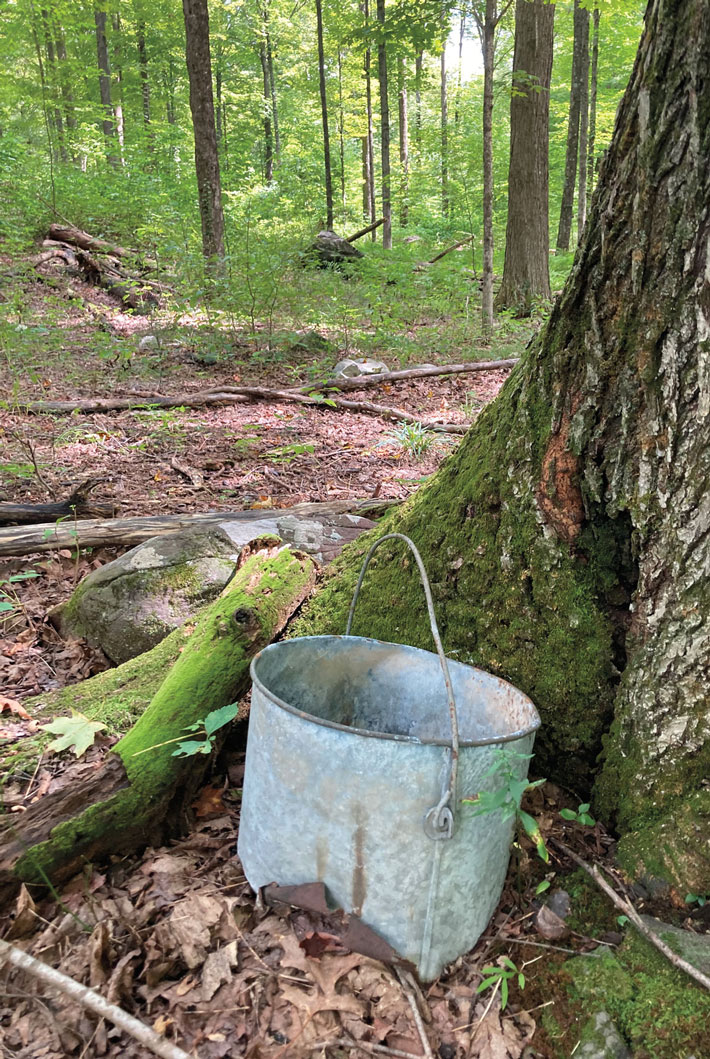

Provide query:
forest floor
left=2, top=259, right=705, bottom=1059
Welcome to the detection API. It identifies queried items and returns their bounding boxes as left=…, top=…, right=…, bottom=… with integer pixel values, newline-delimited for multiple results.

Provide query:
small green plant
left=476, top=955, right=526, bottom=1011
left=463, top=748, right=549, bottom=862
left=685, top=893, right=707, bottom=908
left=132, top=702, right=240, bottom=759
left=265, top=442, right=315, bottom=463
left=559, top=802, right=596, bottom=826
left=0, top=569, right=39, bottom=614
left=383, top=421, right=437, bottom=458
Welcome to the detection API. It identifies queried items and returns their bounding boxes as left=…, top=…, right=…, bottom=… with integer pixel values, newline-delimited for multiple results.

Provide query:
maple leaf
left=41, top=711, right=107, bottom=756
left=0, top=695, right=30, bottom=719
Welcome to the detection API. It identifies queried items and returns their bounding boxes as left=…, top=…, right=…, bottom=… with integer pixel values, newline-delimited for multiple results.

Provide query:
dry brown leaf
left=535, top=903, right=569, bottom=940
left=468, top=1005, right=535, bottom=1059
left=201, top=940, right=239, bottom=1001
left=89, top=920, right=112, bottom=986
left=279, top=981, right=366, bottom=1020
left=6, top=884, right=37, bottom=940
left=0, top=694, right=31, bottom=718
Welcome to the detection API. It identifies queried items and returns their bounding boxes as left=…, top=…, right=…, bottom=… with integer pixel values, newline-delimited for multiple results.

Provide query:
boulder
left=309, top=230, right=364, bottom=267
left=137, top=334, right=158, bottom=351
left=53, top=513, right=375, bottom=663
left=576, top=1012, right=631, bottom=1059
left=333, top=357, right=391, bottom=378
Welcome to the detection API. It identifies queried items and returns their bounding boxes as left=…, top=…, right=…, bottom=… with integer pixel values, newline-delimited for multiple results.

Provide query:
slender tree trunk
left=440, top=16, right=449, bottom=220
left=54, top=24, right=76, bottom=132
left=111, top=13, right=125, bottom=161
left=576, top=5, right=590, bottom=236
left=40, top=9, right=66, bottom=162
left=415, top=50, right=423, bottom=148
left=586, top=7, right=600, bottom=211
left=377, top=0, right=392, bottom=248
left=455, top=13, right=465, bottom=125
left=495, top=0, right=555, bottom=315
left=363, top=0, right=376, bottom=237
left=479, top=1, right=497, bottom=332
left=264, top=7, right=280, bottom=163
left=164, top=62, right=177, bottom=126
left=137, top=21, right=151, bottom=128
left=259, top=40, right=274, bottom=182
left=182, top=0, right=225, bottom=266
left=556, top=0, right=586, bottom=251
left=297, top=0, right=710, bottom=896
left=315, top=0, right=334, bottom=229
left=398, top=56, right=409, bottom=227
left=338, top=48, right=346, bottom=216
left=94, top=7, right=118, bottom=167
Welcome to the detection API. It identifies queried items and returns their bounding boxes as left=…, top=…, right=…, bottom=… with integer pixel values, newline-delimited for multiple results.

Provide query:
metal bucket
left=238, top=534, right=540, bottom=980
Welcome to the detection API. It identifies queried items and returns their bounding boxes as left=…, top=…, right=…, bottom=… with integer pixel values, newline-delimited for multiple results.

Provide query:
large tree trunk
left=294, top=0, right=710, bottom=892
left=495, top=0, right=554, bottom=315
left=556, top=0, right=586, bottom=251
left=182, top=0, right=225, bottom=265
left=376, top=0, right=392, bottom=249
left=259, top=37, right=274, bottom=182
left=0, top=545, right=316, bottom=899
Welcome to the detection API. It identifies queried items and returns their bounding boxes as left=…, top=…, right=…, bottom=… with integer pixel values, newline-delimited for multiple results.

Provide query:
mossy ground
left=519, top=873, right=710, bottom=1058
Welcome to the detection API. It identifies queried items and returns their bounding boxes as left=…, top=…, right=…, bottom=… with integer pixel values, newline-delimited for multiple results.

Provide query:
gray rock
left=54, top=513, right=375, bottom=663
left=309, top=230, right=364, bottom=267
left=403, top=234, right=423, bottom=243
left=576, top=1011, right=630, bottom=1058
left=138, top=334, right=158, bottom=351
left=640, top=915, right=710, bottom=975
left=333, top=357, right=391, bottom=378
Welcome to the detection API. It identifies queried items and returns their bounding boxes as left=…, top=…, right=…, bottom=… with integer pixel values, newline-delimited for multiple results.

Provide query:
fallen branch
left=0, top=499, right=391, bottom=557
left=294, top=357, right=519, bottom=394
left=0, top=479, right=116, bottom=526
left=346, top=217, right=385, bottom=243
left=551, top=838, right=710, bottom=992
left=0, top=938, right=191, bottom=1059
left=47, top=223, right=156, bottom=269
left=14, top=391, right=249, bottom=415
left=424, top=233, right=476, bottom=267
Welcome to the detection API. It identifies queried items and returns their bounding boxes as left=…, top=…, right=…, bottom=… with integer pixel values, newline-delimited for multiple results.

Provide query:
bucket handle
left=346, top=533, right=460, bottom=841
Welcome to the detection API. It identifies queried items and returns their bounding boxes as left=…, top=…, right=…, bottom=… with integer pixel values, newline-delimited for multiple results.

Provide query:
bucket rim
left=250, top=634, right=541, bottom=747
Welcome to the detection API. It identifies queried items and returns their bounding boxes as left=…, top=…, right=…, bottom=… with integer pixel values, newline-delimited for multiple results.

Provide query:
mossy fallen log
left=0, top=540, right=317, bottom=904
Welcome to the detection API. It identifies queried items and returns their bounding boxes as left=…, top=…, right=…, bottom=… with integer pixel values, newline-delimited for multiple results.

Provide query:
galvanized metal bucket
left=238, top=534, right=541, bottom=980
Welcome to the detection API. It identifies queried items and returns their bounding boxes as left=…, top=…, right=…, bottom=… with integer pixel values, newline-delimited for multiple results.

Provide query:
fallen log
left=46, top=224, right=157, bottom=268
left=0, top=499, right=393, bottom=557
left=0, top=479, right=116, bottom=526
left=74, top=248, right=159, bottom=310
left=294, top=357, right=519, bottom=394
left=346, top=217, right=385, bottom=242
left=0, top=540, right=318, bottom=901
left=424, top=234, right=476, bottom=267
left=16, top=385, right=467, bottom=433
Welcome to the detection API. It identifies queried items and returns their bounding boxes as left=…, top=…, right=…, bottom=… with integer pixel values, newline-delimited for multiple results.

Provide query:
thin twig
left=395, top=966, right=435, bottom=1059
left=506, top=937, right=612, bottom=956
left=313, top=1037, right=425, bottom=1059
left=550, top=838, right=710, bottom=992
left=0, top=939, right=192, bottom=1059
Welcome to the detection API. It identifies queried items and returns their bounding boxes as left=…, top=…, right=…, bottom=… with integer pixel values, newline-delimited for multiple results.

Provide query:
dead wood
left=46, top=223, right=150, bottom=263
left=0, top=499, right=393, bottom=557
left=421, top=234, right=476, bottom=268
left=73, top=248, right=159, bottom=310
left=0, top=479, right=116, bottom=526
left=295, top=357, right=519, bottom=394
left=15, top=391, right=249, bottom=415
left=346, top=217, right=385, bottom=242
left=0, top=542, right=317, bottom=901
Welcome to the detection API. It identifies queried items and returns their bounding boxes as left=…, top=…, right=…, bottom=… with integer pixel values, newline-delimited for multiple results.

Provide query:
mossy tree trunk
left=294, top=0, right=710, bottom=890
left=0, top=544, right=316, bottom=901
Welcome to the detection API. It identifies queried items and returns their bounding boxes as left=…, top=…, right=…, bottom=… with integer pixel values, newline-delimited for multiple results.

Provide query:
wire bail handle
left=346, top=533, right=460, bottom=841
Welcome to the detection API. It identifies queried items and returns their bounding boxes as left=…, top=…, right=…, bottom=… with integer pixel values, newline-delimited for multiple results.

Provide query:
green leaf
left=518, top=973, right=525, bottom=989
left=578, top=803, right=591, bottom=813
left=536, top=838, right=550, bottom=864
left=617, top=915, right=629, bottom=927
left=535, top=880, right=551, bottom=895
left=559, top=808, right=578, bottom=820
left=0, top=600, right=14, bottom=612
left=41, top=712, right=107, bottom=757
left=476, top=976, right=500, bottom=994
left=518, top=810, right=541, bottom=839
left=579, top=813, right=596, bottom=826
left=501, top=956, right=517, bottom=971
left=172, top=739, right=213, bottom=757
left=500, top=977, right=509, bottom=1010
left=204, top=701, right=240, bottom=736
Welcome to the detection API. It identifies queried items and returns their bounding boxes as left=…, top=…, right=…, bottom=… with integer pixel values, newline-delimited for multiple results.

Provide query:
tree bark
left=94, top=7, right=118, bottom=167
left=376, top=0, right=392, bottom=249
left=337, top=48, right=346, bottom=215
left=314, top=0, right=334, bottom=229
left=40, top=9, right=66, bottom=162
left=455, top=13, right=465, bottom=125
left=556, top=0, right=586, bottom=251
left=182, top=0, right=225, bottom=266
left=476, top=0, right=498, bottom=332
left=111, top=12, right=125, bottom=157
left=0, top=545, right=317, bottom=899
left=576, top=4, right=590, bottom=236
left=586, top=7, right=600, bottom=212
left=293, top=0, right=710, bottom=893
left=398, top=57, right=409, bottom=227
left=363, top=0, right=377, bottom=237
left=414, top=50, right=423, bottom=148
left=54, top=22, right=76, bottom=133
left=263, top=1, right=280, bottom=163
left=495, top=0, right=554, bottom=315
